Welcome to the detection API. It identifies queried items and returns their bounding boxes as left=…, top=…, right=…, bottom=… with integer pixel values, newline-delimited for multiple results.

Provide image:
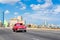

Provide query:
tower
left=17, top=16, right=22, bottom=21
left=44, top=20, right=47, bottom=25
left=44, top=19, right=48, bottom=27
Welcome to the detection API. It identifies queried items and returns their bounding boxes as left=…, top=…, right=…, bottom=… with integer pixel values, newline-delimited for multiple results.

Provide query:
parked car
left=12, top=23, right=27, bottom=32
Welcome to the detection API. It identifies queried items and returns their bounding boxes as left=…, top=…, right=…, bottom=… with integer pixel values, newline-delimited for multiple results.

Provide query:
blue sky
left=0, top=0, right=60, bottom=25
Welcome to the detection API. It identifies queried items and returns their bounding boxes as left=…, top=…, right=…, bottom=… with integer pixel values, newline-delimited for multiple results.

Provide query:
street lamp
left=2, top=12, right=4, bottom=27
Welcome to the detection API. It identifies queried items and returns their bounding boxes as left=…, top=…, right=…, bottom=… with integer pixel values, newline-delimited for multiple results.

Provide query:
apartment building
left=9, top=16, right=25, bottom=27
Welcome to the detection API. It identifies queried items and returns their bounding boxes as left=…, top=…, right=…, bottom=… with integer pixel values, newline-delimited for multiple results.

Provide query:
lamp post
left=2, top=12, right=4, bottom=27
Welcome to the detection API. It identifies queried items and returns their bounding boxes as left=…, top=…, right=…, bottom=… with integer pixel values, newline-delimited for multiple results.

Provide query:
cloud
left=49, top=5, right=60, bottom=15
left=4, top=10, right=10, bottom=14
left=30, top=0, right=60, bottom=15
left=41, top=0, right=53, bottom=8
left=54, top=5, right=60, bottom=13
left=24, top=0, right=59, bottom=24
left=16, top=2, right=26, bottom=10
left=0, top=0, right=20, bottom=4
left=23, top=0, right=60, bottom=24
left=30, top=0, right=53, bottom=10
left=20, top=6, right=26, bottom=10
left=23, top=11, right=60, bottom=24
left=29, top=0, right=60, bottom=24
left=30, top=4, right=41, bottom=10
left=14, top=12, right=18, bottom=15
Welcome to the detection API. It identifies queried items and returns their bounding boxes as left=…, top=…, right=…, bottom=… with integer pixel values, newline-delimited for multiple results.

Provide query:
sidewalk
left=0, top=27, right=60, bottom=31
left=0, top=27, right=5, bottom=29
left=0, top=27, right=12, bottom=29
left=27, top=28, right=60, bottom=31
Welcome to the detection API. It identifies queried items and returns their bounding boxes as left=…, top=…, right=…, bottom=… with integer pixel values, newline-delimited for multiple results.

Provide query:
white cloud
left=30, top=0, right=53, bottom=10
left=17, top=2, right=26, bottom=10
left=4, top=10, right=10, bottom=14
left=20, top=6, right=26, bottom=10
left=54, top=5, right=60, bottom=13
left=49, top=5, right=60, bottom=15
left=30, top=0, right=60, bottom=15
left=23, top=12, right=54, bottom=22
left=23, top=3, right=60, bottom=24
left=41, top=0, right=52, bottom=8
left=18, top=2, right=24, bottom=5
left=30, top=4, right=41, bottom=10
left=0, top=0, right=20, bottom=4
left=21, top=0, right=60, bottom=24
left=14, top=12, right=18, bottom=15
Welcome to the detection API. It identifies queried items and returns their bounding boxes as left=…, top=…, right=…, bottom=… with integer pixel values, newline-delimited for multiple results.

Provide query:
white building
left=9, top=16, right=25, bottom=27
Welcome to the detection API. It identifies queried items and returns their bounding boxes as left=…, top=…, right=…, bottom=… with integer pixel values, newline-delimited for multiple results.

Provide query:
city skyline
left=0, top=0, right=60, bottom=25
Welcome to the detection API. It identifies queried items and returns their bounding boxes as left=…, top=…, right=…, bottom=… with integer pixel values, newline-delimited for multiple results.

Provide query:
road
left=0, top=28, right=60, bottom=40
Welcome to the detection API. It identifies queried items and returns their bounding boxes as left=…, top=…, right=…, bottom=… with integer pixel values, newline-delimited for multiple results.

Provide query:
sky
left=0, top=0, right=60, bottom=25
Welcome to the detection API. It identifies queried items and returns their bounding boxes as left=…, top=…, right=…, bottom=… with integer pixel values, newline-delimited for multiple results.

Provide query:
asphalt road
left=0, top=28, right=60, bottom=40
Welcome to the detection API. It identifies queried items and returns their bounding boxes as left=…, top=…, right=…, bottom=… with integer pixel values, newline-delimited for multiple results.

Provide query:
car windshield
left=15, top=23, right=23, bottom=26
left=16, top=24, right=20, bottom=26
left=20, top=23, right=23, bottom=25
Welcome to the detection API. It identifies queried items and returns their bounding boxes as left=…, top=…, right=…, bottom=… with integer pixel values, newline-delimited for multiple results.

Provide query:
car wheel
left=13, top=30, right=15, bottom=32
left=24, top=30, right=26, bottom=32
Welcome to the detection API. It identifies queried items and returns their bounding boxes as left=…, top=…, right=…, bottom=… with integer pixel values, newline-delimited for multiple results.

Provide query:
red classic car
left=12, top=23, right=27, bottom=32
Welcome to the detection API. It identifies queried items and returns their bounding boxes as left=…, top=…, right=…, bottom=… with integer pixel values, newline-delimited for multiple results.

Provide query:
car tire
left=24, top=30, right=26, bottom=32
left=13, top=30, right=15, bottom=32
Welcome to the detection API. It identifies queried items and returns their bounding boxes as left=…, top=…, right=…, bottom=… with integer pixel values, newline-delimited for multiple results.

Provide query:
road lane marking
left=32, top=38, right=40, bottom=40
